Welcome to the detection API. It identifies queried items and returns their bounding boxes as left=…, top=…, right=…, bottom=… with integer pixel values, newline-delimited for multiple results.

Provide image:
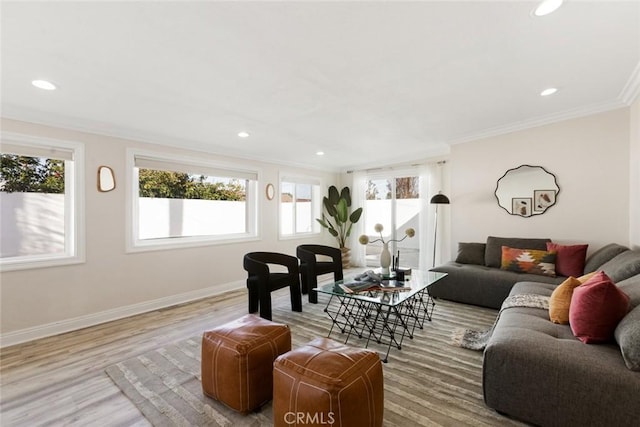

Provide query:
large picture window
left=0, top=133, right=84, bottom=270
left=279, top=175, right=321, bottom=237
left=129, top=152, right=258, bottom=250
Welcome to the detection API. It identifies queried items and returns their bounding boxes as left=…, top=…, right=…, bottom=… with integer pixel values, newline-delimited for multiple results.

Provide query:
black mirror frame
left=494, top=164, right=560, bottom=218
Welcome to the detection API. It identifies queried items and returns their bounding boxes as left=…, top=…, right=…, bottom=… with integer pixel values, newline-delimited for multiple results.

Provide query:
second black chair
left=243, top=252, right=302, bottom=320
left=297, top=244, right=344, bottom=304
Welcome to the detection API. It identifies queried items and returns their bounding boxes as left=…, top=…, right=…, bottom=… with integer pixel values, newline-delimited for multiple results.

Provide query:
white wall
left=630, top=97, right=640, bottom=249
left=0, top=118, right=338, bottom=344
left=449, top=108, right=631, bottom=258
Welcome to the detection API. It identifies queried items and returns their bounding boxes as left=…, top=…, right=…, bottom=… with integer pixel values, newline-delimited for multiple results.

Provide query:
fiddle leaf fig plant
left=316, top=185, right=363, bottom=248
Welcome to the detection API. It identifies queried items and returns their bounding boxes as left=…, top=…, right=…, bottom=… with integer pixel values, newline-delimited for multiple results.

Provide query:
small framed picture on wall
left=534, top=190, right=556, bottom=212
left=512, top=198, right=532, bottom=217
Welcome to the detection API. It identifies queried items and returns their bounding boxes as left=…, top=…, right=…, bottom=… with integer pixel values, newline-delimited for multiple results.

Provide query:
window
left=279, top=175, right=321, bottom=237
left=0, top=133, right=84, bottom=270
left=129, top=151, right=258, bottom=250
left=363, top=174, right=421, bottom=268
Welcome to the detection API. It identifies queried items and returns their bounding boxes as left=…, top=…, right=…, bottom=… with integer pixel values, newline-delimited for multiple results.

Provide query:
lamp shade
left=430, top=193, right=450, bottom=204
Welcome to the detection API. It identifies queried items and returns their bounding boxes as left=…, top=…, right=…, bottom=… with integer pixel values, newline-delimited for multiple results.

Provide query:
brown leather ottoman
left=273, top=337, right=384, bottom=427
left=201, top=314, right=291, bottom=413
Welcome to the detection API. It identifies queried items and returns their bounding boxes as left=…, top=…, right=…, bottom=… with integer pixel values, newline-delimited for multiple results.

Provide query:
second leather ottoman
left=201, top=314, right=291, bottom=413
left=273, top=337, right=384, bottom=427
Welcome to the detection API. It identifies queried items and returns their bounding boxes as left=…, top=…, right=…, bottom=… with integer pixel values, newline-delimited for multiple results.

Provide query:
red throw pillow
left=546, top=242, right=588, bottom=277
left=569, top=271, right=630, bottom=343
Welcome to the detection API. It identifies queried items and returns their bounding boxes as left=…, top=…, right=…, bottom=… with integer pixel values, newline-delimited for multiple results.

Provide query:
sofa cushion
left=549, top=275, right=595, bottom=324
left=455, top=242, right=486, bottom=265
left=546, top=242, right=588, bottom=277
left=617, top=274, right=640, bottom=308
left=429, top=262, right=563, bottom=309
left=583, top=243, right=629, bottom=273
left=569, top=271, right=630, bottom=344
left=485, top=236, right=551, bottom=268
left=615, top=304, right=640, bottom=371
left=598, top=249, right=640, bottom=283
left=484, top=287, right=640, bottom=427
left=501, top=246, right=556, bottom=277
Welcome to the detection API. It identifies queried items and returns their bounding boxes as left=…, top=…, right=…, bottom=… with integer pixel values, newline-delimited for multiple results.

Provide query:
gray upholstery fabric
left=583, top=243, right=629, bottom=273
left=483, top=280, right=640, bottom=426
left=454, top=242, right=486, bottom=265
left=484, top=236, right=551, bottom=268
left=429, top=262, right=563, bottom=309
left=618, top=274, right=640, bottom=308
left=615, top=304, right=640, bottom=371
left=599, top=249, right=640, bottom=283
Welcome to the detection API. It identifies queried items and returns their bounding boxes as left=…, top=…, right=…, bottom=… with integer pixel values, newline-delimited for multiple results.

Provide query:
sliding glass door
left=362, top=174, right=421, bottom=269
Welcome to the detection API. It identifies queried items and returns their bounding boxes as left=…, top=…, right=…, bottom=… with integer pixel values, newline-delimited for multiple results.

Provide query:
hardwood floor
left=0, top=287, right=262, bottom=426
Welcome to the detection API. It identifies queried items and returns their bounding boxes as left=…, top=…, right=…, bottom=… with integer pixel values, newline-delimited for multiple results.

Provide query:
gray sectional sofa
left=430, top=237, right=640, bottom=426
left=429, top=236, right=632, bottom=309
left=484, top=254, right=640, bottom=426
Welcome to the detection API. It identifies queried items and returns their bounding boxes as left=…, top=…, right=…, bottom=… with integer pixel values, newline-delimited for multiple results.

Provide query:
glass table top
left=314, top=270, right=447, bottom=307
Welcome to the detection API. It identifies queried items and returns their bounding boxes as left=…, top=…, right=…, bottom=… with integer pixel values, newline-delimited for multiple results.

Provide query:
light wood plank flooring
left=1, top=287, right=263, bottom=426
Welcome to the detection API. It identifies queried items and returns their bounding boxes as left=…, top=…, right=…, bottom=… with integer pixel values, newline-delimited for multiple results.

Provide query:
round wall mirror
left=495, top=165, right=559, bottom=217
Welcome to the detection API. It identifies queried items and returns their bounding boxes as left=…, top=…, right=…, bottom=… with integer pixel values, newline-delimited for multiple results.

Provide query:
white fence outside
left=1, top=192, right=65, bottom=258
left=138, top=198, right=247, bottom=239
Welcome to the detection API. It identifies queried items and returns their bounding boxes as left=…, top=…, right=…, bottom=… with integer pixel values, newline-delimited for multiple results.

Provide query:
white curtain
left=349, top=170, right=367, bottom=267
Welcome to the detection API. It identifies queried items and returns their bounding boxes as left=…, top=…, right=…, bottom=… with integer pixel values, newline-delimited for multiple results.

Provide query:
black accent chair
left=243, top=252, right=302, bottom=320
left=296, top=245, right=344, bottom=304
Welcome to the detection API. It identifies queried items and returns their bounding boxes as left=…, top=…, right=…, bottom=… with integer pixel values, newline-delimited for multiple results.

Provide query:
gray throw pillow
left=583, top=243, right=629, bottom=273
left=615, top=304, right=640, bottom=371
left=455, top=242, right=486, bottom=265
left=484, top=236, right=551, bottom=268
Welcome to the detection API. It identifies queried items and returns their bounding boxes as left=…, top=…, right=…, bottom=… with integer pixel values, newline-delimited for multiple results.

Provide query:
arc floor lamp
left=430, top=161, right=450, bottom=267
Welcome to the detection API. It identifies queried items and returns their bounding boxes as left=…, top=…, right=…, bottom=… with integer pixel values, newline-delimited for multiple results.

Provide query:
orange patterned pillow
left=500, top=246, right=557, bottom=277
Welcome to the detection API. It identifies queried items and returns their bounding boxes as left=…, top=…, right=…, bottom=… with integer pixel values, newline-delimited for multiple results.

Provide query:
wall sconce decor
left=98, top=166, right=116, bottom=192
left=266, top=183, right=275, bottom=200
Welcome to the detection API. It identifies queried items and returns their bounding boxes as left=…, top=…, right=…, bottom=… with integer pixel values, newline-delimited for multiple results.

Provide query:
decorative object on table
left=316, top=185, right=363, bottom=269
left=358, top=223, right=415, bottom=275
left=430, top=191, right=450, bottom=267
left=338, top=270, right=412, bottom=294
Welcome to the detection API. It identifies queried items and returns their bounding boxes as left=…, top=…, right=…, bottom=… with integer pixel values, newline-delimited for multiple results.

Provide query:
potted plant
left=316, top=185, right=363, bottom=268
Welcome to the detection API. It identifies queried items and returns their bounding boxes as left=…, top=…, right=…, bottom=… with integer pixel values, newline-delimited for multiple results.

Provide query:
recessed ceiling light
left=31, top=79, right=57, bottom=90
left=533, top=0, right=563, bottom=17
left=540, top=87, right=558, bottom=96
left=237, top=131, right=250, bottom=138
left=316, top=151, right=325, bottom=156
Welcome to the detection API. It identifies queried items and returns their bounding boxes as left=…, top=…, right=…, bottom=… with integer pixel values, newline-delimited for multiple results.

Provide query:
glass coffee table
left=314, top=270, right=447, bottom=362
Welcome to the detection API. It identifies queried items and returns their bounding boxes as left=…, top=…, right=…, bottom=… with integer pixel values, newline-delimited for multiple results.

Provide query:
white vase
left=380, top=242, right=391, bottom=276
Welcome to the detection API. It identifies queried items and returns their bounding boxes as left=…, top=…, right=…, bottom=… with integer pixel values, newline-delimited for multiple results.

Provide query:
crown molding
left=1, top=106, right=343, bottom=173
left=448, top=99, right=627, bottom=146
left=619, top=61, right=640, bottom=105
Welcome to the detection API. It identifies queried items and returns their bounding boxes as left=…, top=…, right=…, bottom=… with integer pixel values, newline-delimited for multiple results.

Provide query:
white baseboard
left=0, top=280, right=245, bottom=348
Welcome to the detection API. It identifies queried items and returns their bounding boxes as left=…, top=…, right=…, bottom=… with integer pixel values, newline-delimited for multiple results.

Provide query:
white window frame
left=126, top=149, right=260, bottom=252
left=0, top=132, right=85, bottom=271
left=278, top=173, right=322, bottom=239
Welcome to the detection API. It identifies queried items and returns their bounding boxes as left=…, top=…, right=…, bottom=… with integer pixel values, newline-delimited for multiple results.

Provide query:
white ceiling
left=2, top=1, right=639, bottom=172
